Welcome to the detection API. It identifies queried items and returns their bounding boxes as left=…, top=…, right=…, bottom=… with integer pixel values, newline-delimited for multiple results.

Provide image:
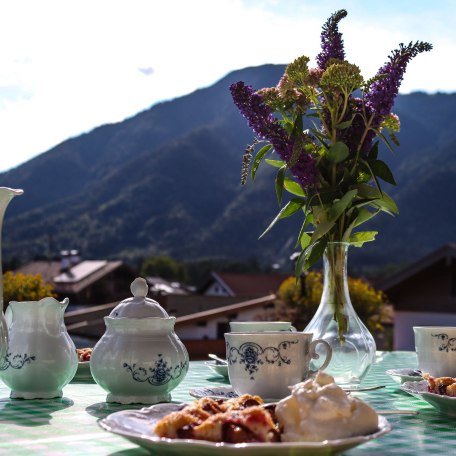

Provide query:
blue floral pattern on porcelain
left=0, top=353, right=36, bottom=371
left=123, top=354, right=188, bottom=386
left=227, top=340, right=298, bottom=380
left=431, top=333, right=456, bottom=352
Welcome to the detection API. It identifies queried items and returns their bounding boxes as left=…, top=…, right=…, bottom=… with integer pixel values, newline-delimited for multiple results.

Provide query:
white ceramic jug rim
left=9, top=296, right=69, bottom=307
left=104, top=316, right=176, bottom=322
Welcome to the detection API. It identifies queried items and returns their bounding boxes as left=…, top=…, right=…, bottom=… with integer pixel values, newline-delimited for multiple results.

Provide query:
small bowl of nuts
left=73, top=348, right=93, bottom=382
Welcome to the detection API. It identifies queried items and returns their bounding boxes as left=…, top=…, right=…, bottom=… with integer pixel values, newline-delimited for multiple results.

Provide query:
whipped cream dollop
left=275, top=371, right=378, bottom=442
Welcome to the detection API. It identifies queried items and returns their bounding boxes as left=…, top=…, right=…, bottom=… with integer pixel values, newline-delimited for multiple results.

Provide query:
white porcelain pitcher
left=1, top=297, right=78, bottom=399
left=0, top=187, right=23, bottom=364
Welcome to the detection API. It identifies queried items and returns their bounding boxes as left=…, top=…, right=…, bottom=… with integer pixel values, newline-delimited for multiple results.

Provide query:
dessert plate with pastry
left=401, top=373, right=456, bottom=416
left=99, top=372, right=391, bottom=455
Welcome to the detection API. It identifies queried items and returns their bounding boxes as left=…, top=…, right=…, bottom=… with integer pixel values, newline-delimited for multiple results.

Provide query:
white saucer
left=204, top=361, right=229, bottom=379
left=189, top=386, right=237, bottom=399
left=386, top=368, right=422, bottom=384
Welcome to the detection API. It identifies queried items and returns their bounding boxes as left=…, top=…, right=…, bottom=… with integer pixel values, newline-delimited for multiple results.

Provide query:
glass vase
left=304, top=242, right=376, bottom=385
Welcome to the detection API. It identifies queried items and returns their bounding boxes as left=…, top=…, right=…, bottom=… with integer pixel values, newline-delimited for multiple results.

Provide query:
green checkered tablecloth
left=0, top=352, right=454, bottom=454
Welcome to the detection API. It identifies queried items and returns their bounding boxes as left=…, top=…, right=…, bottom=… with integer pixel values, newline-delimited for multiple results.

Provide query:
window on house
left=217, top=322, right=230, bottom=338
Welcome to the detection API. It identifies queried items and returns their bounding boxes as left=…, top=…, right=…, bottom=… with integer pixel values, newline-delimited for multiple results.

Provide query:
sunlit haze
left=0, top=0, right=453, bottom=172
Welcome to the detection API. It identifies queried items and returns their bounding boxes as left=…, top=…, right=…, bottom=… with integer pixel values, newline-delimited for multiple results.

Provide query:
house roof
left=203, top=272, right=289, bottom=297
left=64, top=294, right=278, bottom=337
left=145, top=276, right=189, bottom=295
left=15, top=261, right=62, bottom=283
left=379, top=243, right=456, bottom=291
left=175, top=294, right=277, bottom=326
left=14, top=260, right=124, bottom=294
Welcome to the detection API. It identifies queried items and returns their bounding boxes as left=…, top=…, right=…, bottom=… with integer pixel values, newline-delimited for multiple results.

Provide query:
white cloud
left=0, top=0, right=453, bottom=172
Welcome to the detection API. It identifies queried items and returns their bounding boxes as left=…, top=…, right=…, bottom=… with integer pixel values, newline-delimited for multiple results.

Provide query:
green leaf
left=370, top=195, right=399, bottom=216
left=387, top=131, right=400, bottom=147
left=367, top=141, right=379, bottom=160
left=283, top=178, right=305, bottom=197
left=275, top=165, right=287, bottom=206
left=259, top=198, right=305, bottom=239
left=265, top=159, right=286, bottom=168
left=354, top=184, right=399, bottom=215
left=251, top=144, right=272, bottom=181
left=299, top=231, right=311, bottom=250
left=328, top=142, right=349, bottom=164
left=360, top=158, right=383, bottom=196
left=370, top=160, right=397, bottom=185
left=348, top=231, right=378, bottom=247
left=297, top=212, right=313, bottom=248
left=312, top=205, right=328, bottom=225
left=294, top=249, right=307, bottom=278
left=378, top=132, right=395, bottom=154
left=328, top=189, right=358, bottom=221
left=302, top=239, right=327, bottom=272
left=353, top=207, right=380, bottom=228
left=310, top=219, right=335, bottom=243
left=335, top=118, right=353, bottom=129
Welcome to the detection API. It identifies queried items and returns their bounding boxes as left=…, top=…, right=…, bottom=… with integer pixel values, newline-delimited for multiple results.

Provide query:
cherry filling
left=222, top=422, right=257, bottom=443
left=242, top=398, right=261, bottom=408
left=176, top=424, right=196, bottom=439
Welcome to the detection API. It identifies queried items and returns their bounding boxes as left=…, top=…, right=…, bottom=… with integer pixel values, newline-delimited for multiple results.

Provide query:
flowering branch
left=229, top=9, right=432, bottom=339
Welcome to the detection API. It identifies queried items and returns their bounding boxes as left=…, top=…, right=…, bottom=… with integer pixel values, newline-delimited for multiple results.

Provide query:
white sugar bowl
left=90, top=277, right=189, bottom=404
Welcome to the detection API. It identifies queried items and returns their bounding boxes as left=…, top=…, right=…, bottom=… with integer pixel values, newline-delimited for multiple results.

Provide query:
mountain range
left=1, top=64, right=456, bottom=276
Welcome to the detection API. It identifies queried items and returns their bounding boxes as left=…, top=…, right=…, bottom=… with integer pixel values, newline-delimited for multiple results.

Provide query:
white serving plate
left=99, top=402, right=391, bottom=455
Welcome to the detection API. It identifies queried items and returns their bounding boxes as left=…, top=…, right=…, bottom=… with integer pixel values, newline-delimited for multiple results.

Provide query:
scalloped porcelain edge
left=98, top=402, right=392, bottom=454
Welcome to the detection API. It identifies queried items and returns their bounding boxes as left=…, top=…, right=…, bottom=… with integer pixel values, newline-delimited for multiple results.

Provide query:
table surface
left=0, top=351, right=454, bottom=455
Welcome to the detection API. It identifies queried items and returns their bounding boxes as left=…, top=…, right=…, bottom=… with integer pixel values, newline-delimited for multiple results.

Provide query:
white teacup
left=225, top=332, right=332, bottom=399
left=229, top=321, right=296, bottom=332
left=414, top=326, right=456, bottom=377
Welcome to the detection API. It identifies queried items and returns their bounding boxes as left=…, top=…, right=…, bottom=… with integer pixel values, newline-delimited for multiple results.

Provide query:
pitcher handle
left=309, top=339, right=332, bottom=375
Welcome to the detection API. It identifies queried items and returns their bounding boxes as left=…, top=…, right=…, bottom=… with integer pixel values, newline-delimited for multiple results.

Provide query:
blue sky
left=0, top=0, right=452, bottom=172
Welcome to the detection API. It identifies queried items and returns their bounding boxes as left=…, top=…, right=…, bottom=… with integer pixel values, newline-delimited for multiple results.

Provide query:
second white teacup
left=414, top=326, right=456, bottom=377
left=229, top=321, right=296, bottom=332
left=225, top=331, right=332, bottom=400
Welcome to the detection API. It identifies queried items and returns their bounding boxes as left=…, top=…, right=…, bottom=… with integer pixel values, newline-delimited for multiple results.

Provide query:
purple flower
left=357, top=41, right=432, bottom=152
left=365, top=41, right=432, bottom=126
left=230, top=81, right=318, bottom=188
left=316, top=9, right=347, bottom=70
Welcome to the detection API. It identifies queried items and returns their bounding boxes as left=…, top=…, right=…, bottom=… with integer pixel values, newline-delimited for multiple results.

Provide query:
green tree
left=140, top=255, right=188, bottom=282
left=3, top=272, right=57, bottom=307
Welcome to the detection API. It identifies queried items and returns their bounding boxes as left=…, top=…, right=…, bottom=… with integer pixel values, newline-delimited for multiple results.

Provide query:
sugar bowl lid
left=109, top=277, right=169, bottom=318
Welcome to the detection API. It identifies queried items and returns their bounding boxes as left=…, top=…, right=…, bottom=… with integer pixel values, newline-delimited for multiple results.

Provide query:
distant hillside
left=1, top=64, right=456, bottom=274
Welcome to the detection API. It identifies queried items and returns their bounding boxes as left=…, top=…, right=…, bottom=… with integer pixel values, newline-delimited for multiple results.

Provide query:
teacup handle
left=309, top=339, right=332, bottom=374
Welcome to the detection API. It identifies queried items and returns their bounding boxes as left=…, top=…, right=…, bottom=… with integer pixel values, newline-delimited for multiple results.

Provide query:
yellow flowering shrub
left=277, top=271, right=392, bottom=333
left=2, top=272, right=57, bottom=306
